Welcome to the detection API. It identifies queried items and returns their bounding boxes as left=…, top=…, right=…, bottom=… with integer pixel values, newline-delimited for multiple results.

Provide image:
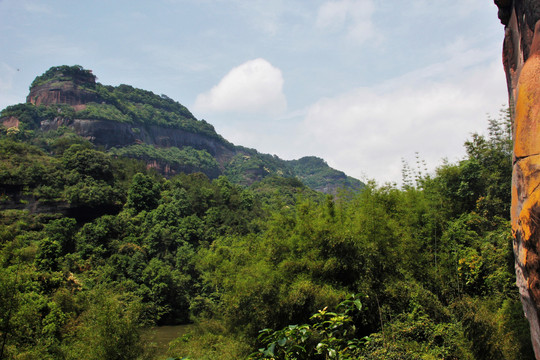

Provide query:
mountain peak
left=4, top=65, right=365, bottom=194
left=30, top=65, right=96, bottom=89
left=27, top=65, right=98, bottom=107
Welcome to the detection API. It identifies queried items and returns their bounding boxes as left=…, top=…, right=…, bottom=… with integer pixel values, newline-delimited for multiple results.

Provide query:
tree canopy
left=0, top=108, right=533, bottom=359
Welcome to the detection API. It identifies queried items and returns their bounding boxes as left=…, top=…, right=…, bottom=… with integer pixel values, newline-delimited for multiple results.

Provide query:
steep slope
left=1, top=65, right=364, bottom=193
left=496, top=1, right=540, bottom=358
left=289, top=156, right=363, bottom=194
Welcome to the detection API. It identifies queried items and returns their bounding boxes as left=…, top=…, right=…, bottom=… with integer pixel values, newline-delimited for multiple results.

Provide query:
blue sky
left=0, top=0, right=507, bottom=183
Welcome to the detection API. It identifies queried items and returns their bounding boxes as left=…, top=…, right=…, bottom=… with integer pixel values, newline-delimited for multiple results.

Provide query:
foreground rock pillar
left=496, top=0, right=540, bottom=357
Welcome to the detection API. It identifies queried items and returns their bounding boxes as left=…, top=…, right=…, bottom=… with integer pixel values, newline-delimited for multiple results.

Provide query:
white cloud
left=407, top=0, right=487, bottom=17
left=232, top=0, right=285, bottom=36
left=316, top=0, right=376, bottom=43
left=23, top=1, right=52, bottom=14
left=298, top=59, right=508, bottom=184
left=194, top=58, right=287, bottom=115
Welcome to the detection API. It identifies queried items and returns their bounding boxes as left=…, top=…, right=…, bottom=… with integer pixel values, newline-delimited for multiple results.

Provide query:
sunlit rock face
left=22, top=68, right=235, bottom=179
left=26, top=71, right=99, bottom=107
left=496, top=0, right=540, bottom=357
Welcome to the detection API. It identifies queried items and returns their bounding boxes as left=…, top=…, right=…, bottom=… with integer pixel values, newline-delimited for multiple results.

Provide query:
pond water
left=146, top=324, right=193, bottom=356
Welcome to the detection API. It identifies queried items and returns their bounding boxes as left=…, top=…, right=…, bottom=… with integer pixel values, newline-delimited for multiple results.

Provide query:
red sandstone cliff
left=26, top=81, right=99, bottom=107
left=496, top=1, right=540, bottom=357
left=11, top=66, right=236, bottom=179
left=26, top=66, right=99, bottom=107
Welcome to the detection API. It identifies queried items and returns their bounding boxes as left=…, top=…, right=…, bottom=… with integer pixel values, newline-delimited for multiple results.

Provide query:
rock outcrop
left=40, top=117, right=235, bottom=173
left=2, top=65, right=365, bottom=193
left=26, top=66, right=99, bottom=107
left=27, top=81, right=99, bottom=107
left=496, top=1, right=540, bottom=357
left=40, top=117, right=229, bottom=155
left=24, top=65, right=236, bottom=173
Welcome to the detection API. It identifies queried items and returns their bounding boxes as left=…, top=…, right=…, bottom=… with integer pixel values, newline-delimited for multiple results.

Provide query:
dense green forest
left=0, top=107, right=534, bottom=359
left=26, top=65, right=221, bottom=138
left=7, top=65, right=365, bottom=194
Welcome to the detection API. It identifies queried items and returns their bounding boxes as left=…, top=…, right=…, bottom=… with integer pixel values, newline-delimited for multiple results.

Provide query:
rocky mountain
left=495, top=0, right=540, bottom=357
left=1, top=65, right=364, bottom=194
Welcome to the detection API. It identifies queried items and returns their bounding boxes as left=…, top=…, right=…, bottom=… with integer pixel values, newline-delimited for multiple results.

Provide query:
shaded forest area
left=0, top=109, right=535, bottom=359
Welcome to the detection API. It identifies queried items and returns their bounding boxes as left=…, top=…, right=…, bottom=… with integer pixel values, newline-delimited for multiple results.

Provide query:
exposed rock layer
left=41, top=117, right=230, bottom=156
left=27, top=81, right=99, bottom=107
left=2, top=65, right=364, bottom=194
left=40, top=117, right=232, bottom=178
left=496, top=1, right=540, bottom=357
left=25, top=72, right=236, bottom=177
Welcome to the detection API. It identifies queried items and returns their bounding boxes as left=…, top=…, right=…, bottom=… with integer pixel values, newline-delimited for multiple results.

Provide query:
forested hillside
left=0, top=103, right=534, bottom=359
left=2, top=65, right=364, bottom=194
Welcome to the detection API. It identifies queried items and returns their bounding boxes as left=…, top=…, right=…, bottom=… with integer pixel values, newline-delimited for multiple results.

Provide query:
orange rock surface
left=497, top=1, right=540, bottom=357
left=26, top=80, right=99, bottom=107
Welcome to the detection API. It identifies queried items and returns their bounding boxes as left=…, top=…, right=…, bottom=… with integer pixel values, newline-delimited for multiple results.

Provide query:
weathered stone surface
left=42, top=117, right=231, bottom=156
left=515, top=41, right=540, bottom=158
left=40, top=117, right=234, bottom=178
left=496, top=1, right=540, bottom=357
left=1, top=116, right=20, bottom=128
left=27, top=81, right=99, bottom=106
left=496, top=0, right=514, bottom=24
left=28, top=73, right=236, bottom=177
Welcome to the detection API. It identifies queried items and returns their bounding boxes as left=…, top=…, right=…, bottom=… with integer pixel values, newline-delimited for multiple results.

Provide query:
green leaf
left=263, top=342, right=276, bottom=357
left=328, top=348, right=337, bottom=358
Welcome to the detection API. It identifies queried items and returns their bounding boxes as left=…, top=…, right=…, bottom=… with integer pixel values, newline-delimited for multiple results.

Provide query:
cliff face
left=25, top=66, right=236, bottom=173
left=27, top=76, right=99, bottom=107
left=41, top=117, right=228, bottom=154
left=40, top=117, right=235, bottom=173
left=3, top=65, right=364, bottom=193
left=496, top=1, right=540, bottom=357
